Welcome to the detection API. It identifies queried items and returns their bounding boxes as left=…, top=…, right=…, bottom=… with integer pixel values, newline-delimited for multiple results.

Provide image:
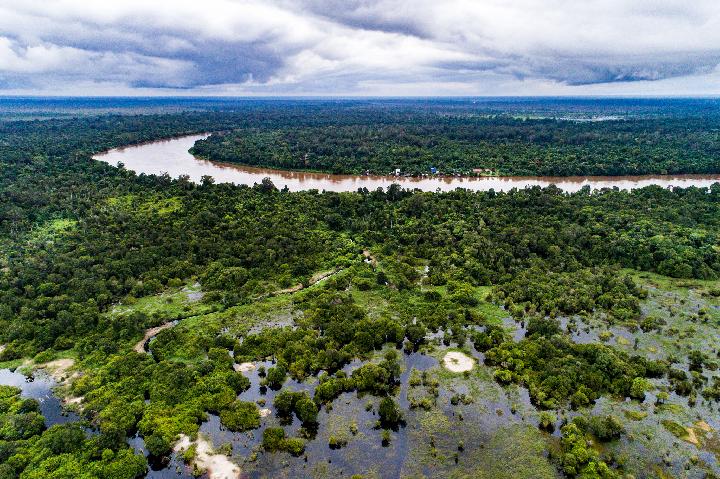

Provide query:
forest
left=1, top=99, right=720, bottom=479
left=190, top=108, right=720, bottom=176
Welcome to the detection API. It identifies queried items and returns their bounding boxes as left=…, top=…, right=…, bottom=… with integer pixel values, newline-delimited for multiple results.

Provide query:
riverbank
left=94, top=134, right=720, bottom=193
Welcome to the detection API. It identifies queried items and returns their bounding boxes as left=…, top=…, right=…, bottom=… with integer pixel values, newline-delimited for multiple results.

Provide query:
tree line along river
left=93, top=134, right=720, bottom=193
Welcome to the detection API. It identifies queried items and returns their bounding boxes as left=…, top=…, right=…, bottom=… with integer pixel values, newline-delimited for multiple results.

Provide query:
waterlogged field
left=5, top=256, right=718, bottom=479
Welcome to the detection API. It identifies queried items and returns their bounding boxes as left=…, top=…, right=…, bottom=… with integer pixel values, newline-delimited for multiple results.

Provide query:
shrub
left=329, top=434, right=348, bottom=449
left=265, top=365, right=287, bottom=389
left=144, top=433, right=172, bottom=457
left=539, top=411, right=556, bottom=431
left=588, top=415, right=625, bottom=441
left=629, top=377, right=652, bottom=400
left=274, top=390, right=318, bottom=425
left=283, top=438, right=305, bottom=456
left=262, top=427, right=305, bottom=455
left=295, top=397, right=319, bottom=425
left=378, top=397, right=402, bottom=426
left=262, top=427, right=286, bottom=452
left=219, top=401, right=261, bottom=432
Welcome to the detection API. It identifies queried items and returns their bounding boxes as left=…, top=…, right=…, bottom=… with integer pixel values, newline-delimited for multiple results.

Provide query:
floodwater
left=0, top=367, right=80, bottom=426
left=94, top=135, right=720, bottom=193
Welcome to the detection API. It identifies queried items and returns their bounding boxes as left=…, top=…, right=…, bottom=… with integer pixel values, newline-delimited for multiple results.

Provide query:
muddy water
left=94, top=135, right=720, bottom=193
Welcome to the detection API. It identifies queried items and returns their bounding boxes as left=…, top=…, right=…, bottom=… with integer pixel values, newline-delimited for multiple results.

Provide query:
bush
left=539, top=411, right=556, bottom=431
left=219, top=401, right=261, bottom=432
left=378, top=397, right=402, bottom=426
left=262, top=427, right=286, bottom=452
left=629, top=377, right=652, bottom=400
left=526, top=317, right=561, bottom=338
left=354, top=278, right=373, bottom=291
left=570, top=390, right=590, bottom=409
left=283, top=438, right=306, bottom=456
left=329, top=434, right=348, bottom=449
left=588, top=415, right=625, bottom=441
left=265, top=365, right=287, bottom=390
left=273, top=390, right=318, bottom=425
left=557, top=423, right=617, bottom=477
left=295, top=397, right=318, bottom=425
left=144, top=433, right=172, bottom=457
left=262, top=427, right=305, bottom=455
left=33, top=349, right=56, bottom=364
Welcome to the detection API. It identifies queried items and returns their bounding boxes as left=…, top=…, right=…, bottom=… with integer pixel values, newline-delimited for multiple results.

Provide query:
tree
left=265, top=365, right=287, bottom=390
left=378, top=397, right=402, bottom=426
left=219, top=401, right=261, bottom=432
left=295, top=397, right=318, bottom=425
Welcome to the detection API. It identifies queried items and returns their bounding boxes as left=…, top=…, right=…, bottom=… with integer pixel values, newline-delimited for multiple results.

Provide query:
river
left=94, top=134, right=720, bottom=193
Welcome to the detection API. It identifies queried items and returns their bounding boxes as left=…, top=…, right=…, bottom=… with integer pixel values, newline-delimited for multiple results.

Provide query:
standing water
left=0, top=368, right=79, bottom=426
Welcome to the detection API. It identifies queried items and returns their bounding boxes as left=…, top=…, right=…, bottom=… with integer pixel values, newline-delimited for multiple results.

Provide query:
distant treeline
left=191, top=114, right=720, bottom=176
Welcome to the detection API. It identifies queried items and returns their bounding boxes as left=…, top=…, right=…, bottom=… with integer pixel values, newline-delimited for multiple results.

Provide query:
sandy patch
left=685, top=427, right=700, bottom=446
left=695, top=421, right=713, bottom=433
left=442, top=352, right=475, bottom=373
left=362, top=250, right=377, bottom=267
left=174, top=434, right=240, bottom=479
left=259, top=408, right=271, bottom=418
left=63, top=395, right=84, bottom=410
left=133, top=323, right=174, bottom=353
left=233, top=362, right=256, bottom=373
left=37, top=358, right=76, bottom=382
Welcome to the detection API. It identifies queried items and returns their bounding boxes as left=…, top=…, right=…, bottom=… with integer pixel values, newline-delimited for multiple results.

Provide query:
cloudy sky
left=1, top=0, right=719, bottom=96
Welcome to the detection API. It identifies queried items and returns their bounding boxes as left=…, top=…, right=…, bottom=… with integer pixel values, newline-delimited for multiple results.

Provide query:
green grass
left=110, top=282, right=215, bottom=324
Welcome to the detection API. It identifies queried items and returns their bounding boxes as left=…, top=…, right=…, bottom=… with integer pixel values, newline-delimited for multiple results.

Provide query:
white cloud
left=0, top=0, right=719, bottom=95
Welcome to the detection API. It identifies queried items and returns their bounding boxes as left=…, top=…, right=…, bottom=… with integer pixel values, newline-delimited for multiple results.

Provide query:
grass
left=110, top=282, right=215, bottom=325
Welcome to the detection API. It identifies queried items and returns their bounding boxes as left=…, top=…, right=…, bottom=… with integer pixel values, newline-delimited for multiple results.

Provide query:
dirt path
left=267, top=268, right=342, bottom=296
left=133, top=323, right=175, bottom=353
left=134, top=263, right=355, bottom=355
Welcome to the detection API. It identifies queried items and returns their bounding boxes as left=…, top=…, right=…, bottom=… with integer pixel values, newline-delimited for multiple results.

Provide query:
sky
left=0, top=0, right=719, bottom=96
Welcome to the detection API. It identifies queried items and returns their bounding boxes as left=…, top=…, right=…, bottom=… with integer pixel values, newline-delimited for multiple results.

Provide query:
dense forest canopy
left=1, top=99, right=720, bottom=479
left=187, top=100, right=720, bottom=176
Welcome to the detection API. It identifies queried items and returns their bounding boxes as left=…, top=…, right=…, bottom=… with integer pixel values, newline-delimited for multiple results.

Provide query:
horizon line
left=2, top=94, right=720, bottom=100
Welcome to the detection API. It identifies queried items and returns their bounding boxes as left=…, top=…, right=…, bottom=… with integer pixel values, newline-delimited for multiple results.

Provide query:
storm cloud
left=1, top=0, right=719, bottom=95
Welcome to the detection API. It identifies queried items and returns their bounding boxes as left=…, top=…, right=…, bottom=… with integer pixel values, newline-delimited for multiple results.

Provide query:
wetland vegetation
left=1, top=98, right=720, bottom=479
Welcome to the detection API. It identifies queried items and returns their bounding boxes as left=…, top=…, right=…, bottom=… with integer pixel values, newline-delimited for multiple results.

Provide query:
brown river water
left=94, top=134, right=720, bottom=193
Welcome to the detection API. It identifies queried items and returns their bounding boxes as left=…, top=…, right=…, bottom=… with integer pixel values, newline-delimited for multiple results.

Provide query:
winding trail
left=270, top=268, right=342, bottom=295
left=133, top=323, right=175, bottom=353
left=133, top=263, right=355, bottom=356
